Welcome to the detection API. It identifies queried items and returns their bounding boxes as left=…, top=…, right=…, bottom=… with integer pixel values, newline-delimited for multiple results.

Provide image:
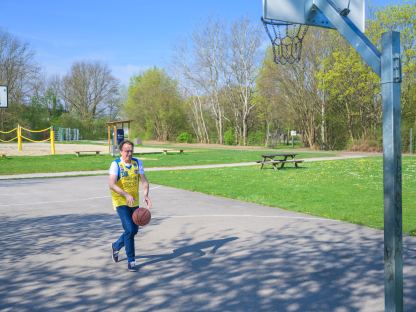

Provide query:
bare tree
left=61, top=61, right=119, bottom=120
left=184, top=92, right=210, bottom=143
left=228, top=18, right=263, bottom=145
left=172, top=19, right=228, bottom=144
left=172, top=45, right=211, bottom=143
left=0, top=30, right=40, bottom=128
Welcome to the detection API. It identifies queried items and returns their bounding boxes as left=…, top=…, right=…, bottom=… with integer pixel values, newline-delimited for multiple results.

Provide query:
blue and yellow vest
left=111, top=158, right=141, bottom=209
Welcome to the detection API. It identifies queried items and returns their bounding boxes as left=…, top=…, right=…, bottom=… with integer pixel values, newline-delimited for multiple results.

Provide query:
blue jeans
left=113, top=206, right=139, bottom=263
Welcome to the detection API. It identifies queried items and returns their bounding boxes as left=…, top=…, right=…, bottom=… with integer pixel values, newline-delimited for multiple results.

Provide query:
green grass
left=2, top=147, right=414, bottom=233
left=0, top=148, right=335, bottom=175
left=146, top=156, right=416, bottom=234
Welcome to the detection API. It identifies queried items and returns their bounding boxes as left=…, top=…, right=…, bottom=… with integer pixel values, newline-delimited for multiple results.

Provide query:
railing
left=0, top=124, right=55, bottom=154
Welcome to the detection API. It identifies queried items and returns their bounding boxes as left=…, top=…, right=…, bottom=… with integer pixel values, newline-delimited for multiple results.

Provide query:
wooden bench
left=75, top=150, right=101, bottom=157
left=1, top=154, right=6, bottom=158
left=162, top=149, right=184, bottom=155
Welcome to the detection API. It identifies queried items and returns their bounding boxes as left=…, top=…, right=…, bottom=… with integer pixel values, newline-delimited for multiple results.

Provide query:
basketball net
left=261, top=18, right=308, bottom=65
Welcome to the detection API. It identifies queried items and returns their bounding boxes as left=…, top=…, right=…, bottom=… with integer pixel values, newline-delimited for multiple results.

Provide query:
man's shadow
left=133, top=237, right=238, bottom=270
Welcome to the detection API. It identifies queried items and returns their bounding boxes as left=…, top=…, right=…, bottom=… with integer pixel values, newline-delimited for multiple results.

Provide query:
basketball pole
left=312, top=1, right=403, bottom=310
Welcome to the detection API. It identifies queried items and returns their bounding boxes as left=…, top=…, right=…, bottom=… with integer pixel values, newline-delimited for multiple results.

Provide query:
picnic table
left=257, top=153, right=303, bottom=170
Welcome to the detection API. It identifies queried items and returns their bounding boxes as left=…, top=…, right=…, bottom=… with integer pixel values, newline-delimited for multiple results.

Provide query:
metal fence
left=54, top=127, right=80, bottom=141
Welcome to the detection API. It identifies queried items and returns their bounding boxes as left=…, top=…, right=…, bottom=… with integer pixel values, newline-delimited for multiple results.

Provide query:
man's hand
left=143, top=195, right=152, bottom=209
left=124, top=193, right=135, bottom=206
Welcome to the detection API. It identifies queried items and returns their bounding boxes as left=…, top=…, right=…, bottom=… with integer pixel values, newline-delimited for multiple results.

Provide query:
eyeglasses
left=122, top=149, right=133, bottom=153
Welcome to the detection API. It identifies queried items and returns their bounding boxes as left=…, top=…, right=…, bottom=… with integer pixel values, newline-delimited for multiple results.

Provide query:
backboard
left=263, top=0, right=365, bottom=33
left=0, top=86, right=7, bottom=108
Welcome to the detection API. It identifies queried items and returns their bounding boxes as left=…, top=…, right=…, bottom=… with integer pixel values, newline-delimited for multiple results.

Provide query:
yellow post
left=17, top=124, right=22, bottom=151
left=50, top=129, right=55, bottom=155
left=113, top=126, right=117, bottom=148
left=107, top=125, right=111, bottom=153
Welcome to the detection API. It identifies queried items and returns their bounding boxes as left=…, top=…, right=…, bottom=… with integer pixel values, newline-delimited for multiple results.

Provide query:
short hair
left=119, top=140, right=134, bottom=151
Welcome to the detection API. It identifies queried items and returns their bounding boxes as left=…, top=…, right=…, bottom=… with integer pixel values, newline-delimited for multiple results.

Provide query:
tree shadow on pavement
left=0, top=213, right=415, bottom=312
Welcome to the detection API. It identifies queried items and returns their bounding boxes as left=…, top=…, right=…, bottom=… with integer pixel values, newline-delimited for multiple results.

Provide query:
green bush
left=248, top=130, right=265, bottom=146
left=224, top=128, right=235, bottom=145
left=176, top=132, right=193, bottom=143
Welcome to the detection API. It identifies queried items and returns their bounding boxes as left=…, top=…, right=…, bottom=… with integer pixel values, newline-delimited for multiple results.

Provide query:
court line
left=153, top=214, right=330, bottom=221
left=0, top=186, right=163, bottom=206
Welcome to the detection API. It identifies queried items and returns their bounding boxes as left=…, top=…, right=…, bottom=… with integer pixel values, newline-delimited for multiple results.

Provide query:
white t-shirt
left=108, top=158, right=145, bottom=176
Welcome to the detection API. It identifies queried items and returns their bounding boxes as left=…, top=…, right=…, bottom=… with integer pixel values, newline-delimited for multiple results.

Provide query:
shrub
left=176, top=132, right=193, bottom=143
left=248, top=130, right=265, bottom=146
left=348, top=139, right=381, bottom=152
left=224, top=128, right=235, bottom=145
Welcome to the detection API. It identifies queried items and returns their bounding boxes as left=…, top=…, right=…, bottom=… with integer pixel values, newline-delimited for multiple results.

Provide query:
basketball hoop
left=261, top=18, right=308, bottom=65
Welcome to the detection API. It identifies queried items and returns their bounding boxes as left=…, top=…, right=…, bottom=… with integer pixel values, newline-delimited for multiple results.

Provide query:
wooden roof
left=106, top=120, right=133, bottom=126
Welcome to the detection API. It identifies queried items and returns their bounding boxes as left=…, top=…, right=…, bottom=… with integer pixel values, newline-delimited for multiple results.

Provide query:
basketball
left=132, top=207, right=151, bottom=226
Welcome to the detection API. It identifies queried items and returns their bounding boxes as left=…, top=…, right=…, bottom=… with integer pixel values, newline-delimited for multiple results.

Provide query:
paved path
left=0, top=176, right=415, bottom=311
left=0, top=154, right=369, bottom=180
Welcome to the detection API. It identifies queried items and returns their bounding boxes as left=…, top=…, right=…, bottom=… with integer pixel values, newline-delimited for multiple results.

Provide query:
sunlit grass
left=147, top=157, right=416, bottom=234
left=0, top=148, right=334, bottom=174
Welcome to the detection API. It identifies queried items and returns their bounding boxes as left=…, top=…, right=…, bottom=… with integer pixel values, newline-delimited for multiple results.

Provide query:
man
left=108, top=140, right=152, bottom=272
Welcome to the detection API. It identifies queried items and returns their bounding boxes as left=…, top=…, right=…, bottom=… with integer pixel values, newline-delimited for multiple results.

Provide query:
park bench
left=1, top=154, right=6, bottom=158
left=75, top=150, right=101, bottom=157
left=162, top=149, right=184, bottom=155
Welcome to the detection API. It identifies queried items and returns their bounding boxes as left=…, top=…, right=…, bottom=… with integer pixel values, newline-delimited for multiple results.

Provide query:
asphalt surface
left=0, top=175, right=415, bottom=311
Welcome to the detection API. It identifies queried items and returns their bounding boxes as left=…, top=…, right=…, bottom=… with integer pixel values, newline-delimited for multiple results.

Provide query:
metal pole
left=410, top=128, right=413, bottom=154
left=381, top=31, right=403, bottom=312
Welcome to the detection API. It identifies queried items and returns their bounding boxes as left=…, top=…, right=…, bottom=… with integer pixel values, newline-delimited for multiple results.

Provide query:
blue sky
left=1, top=0, right=404, bottom=85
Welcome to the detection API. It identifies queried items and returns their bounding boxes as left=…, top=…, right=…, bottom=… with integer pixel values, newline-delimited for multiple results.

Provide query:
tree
left=367, top=3, right=416, bottom=151
left=173, top=18, right=228, bottom=144
left=25, top=77, right=65, bottom=130
left=124, top=68, right=186, bottom=141
left=317, top=48, right=381, bottom=148
left=228, top=18, right=263, bottom=145
left=183, top=94, right=210, bottom=143
left=0, top=29, right=40, bottom=129
left=256, top=48, right=293, bottom=147
left=61, top=61, right=119, bottom=120
left=257, top=28, right=333, bottom=149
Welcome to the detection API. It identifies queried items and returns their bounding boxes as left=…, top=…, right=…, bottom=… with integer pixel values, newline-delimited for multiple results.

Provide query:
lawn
left=146, top=156, right=416, bottom=235
left=0, top=148, right=334, bottom=175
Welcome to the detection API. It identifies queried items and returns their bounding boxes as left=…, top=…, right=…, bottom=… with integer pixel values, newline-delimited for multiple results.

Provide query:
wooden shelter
left=106, top=120, right=133, bottom=153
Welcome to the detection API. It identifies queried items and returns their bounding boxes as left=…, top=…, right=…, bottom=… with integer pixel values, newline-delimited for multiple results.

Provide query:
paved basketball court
left=0, top=175, right=415, bottom=311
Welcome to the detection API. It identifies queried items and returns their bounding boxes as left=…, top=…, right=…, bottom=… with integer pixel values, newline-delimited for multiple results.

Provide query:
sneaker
left=111, top=245, right=119, bottom=263
left=128, top=261, right=138, bottom=272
